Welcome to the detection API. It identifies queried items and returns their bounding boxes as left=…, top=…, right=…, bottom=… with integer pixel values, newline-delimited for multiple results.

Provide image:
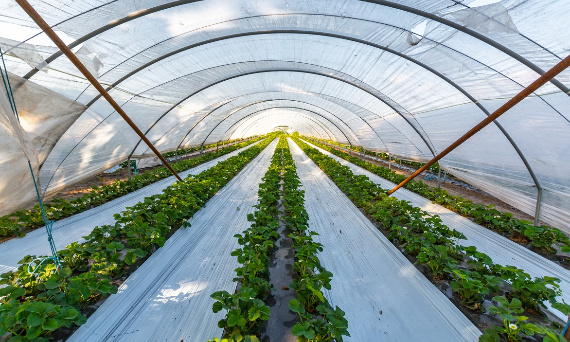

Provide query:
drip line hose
left=0, top=48, right=61, bottom=273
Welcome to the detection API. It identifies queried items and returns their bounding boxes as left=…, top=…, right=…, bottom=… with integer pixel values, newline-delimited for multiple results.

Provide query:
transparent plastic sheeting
left=0, top=73, right=84, bottom=213
left=0, top=0, right=568, bottom=232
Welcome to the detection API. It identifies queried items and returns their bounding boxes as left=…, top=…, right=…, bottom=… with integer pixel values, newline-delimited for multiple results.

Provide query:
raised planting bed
left=0, top=136, right=277, bottom=341
left=0, top=136, right=267, bottom=239
left=304, top=137, right=570, bottom=269
left=293, top=137, right=569, bottom=342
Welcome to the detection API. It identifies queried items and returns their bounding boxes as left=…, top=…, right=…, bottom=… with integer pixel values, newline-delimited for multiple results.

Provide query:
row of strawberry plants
left=210, top=138, right=283, bottom=341
left=162, top=138, right=249, bottom=159
left=0, top=137, right=276, bottom=341
left=292, top=137, right=567, bottom=342
left=282, top=139, right=350, bottom=341
left=314, top=138, right=440, bottom=173
left=0, top=136, right=267, bottom=238
left=210, top=136, right=349, bottom=341
left=303, top=137, right=570, bottom=258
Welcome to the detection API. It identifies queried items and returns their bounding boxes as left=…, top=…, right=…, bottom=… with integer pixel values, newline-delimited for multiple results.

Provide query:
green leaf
left=133, top=248, right=147, bottom=258
left=212, top=301, right=223, bottom=313
left=289, top=299, right=301, bottom=313
left=26, top=312, right=43, bottom=327
left=479, top=329, right=500, bottom=342
left=45, top=275, right=62, bottom=290
left=227, top=310, right=240, bottom=327
left=42, top=318, right=59, bottom=331
left=292, top=322, right=307, bottom=336
left=62, top=307, right=79, bottom=320
left=59, top=267, right=73, bottom=278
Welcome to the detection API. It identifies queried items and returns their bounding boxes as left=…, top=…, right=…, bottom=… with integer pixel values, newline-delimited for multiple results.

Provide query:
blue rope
left=563, top=317, right=570, bottom=336
left=0, top=49, right=60, bottom=272
left=27, top=160, right=61, bottom=272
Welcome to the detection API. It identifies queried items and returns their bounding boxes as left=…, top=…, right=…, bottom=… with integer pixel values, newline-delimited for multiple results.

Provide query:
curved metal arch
left=22, top=0, right=568, bottom=95
left=233, top=111, right=333, bottom=141
left=124, top=66, right=434, bottom=161
left=219, top=107, right=341, bottom=144
left=172, top=98, right=358, bottom=153
left=163, top=95, right=421, bottom=159
left=199, top=106, right=350, bottom=148
left=39, top=32, right=543, bottom=196
left=230, top=109, right=334, bottom=142
left=103, top=31, right=542, bottom=195
left=132, top=90, right=362, bottom=158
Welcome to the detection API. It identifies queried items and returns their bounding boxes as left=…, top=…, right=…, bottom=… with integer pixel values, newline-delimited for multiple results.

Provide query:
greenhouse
left=0, top=0, right=569, bottom=341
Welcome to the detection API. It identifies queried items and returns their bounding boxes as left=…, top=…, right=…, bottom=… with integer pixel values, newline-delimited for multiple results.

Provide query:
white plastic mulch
left=68, top=139, right=277, bottom=342
left=289, top=139, right=480, bottom=341
left=0, top=142, right=260, bottom=274
left=304, top=139, right=570, bottom=320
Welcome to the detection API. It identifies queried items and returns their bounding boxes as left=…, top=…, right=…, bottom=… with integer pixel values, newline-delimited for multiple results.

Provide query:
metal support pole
left=16, top=0, right=182, bottom=182
left=387, top=54, right=570, bottom=196
left=437, top=167, right=441, bottom=189
left=534, top=188, right=543, bottom=226
left=388, top=154, right=391, bottom=171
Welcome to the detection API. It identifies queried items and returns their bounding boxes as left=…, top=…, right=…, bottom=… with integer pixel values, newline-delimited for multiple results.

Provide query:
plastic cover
left=0, top=0, right=568, bottom=231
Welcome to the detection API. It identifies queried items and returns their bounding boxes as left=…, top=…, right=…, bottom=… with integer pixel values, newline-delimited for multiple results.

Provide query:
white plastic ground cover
left=305, top=140, right=570, bottom=321
left=1, top=0, right=569, bottom=233
left=0, top=141, right=260, bottom=275
left=288, top=139, right=481, bottom=341
left=68, top=139, right=277, bottom=342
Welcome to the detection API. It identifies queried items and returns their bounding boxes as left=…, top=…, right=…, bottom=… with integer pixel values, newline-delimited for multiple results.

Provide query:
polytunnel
left=1, top=0, right=570, bottom=341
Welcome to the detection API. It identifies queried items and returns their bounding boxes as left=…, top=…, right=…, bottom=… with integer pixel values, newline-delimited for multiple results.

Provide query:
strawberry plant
left=293, top=137, right=567, bottom=341
left=0, top=136, right=268, bottom=238
left=0, top=136, right=277, bottom=341
left=304, top=137, right=570, bottom=258
left=481, top=296, right=542, bottom=342
left=211, top=137, right=284, bottom=338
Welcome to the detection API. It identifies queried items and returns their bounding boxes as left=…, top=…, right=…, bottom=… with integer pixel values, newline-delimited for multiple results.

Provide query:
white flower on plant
left=509, top=323, right=517, bottom=330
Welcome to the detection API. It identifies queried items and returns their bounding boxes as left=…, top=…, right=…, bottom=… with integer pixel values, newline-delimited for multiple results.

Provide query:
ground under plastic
left=288, top=138, right=481, bottom=341
left=68, top=139, right=277, bottom=342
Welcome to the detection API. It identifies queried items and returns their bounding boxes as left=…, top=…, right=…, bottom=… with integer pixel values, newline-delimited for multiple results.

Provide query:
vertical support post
left=437, top=167, right=442, bottom=189
left=127, top=159, right=132, bottom=180
left=388, top=154, right=391, bottom=171
left=534, top=187, right=542, bottom=226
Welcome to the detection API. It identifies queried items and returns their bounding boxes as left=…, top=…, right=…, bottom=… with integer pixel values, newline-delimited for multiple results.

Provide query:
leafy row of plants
left=313, top=138, right=440, bottom=174
left=304, top=137, right=570, bottom=258
left=0, top=136, right=267, bottom=239
left=292, top=137, right=567, bottom=342
left=0, top=136, right=277, bottom=341
left=162, top=138, right=250, bottom=159
left=210, top=136, right=349, bottom=342
left=281, top=138, right=350, bottom=341
left=210, top=137, right=283, bottom=341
